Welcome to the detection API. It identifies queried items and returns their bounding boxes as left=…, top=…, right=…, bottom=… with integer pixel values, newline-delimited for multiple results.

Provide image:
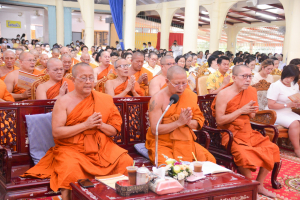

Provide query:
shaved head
left=72, top=62, right=93, bottom=78
left=232, top=65, right=249, bottom=75
left=161, top=55, right=174, bottom=65
left=29, top=49, right=38, bottom=55
left=61, top=53, right=72, bottom=60
left=100, top=51, right=110, bottom=57
left=81, top=53, right=90, bottom=59
left=3, top=50, right=15, bottom=58
left=16, top=48, right=24, bottom=53
left=19, top=52, right=33, bottom=61
left=60, top=46, right=69, bottom=55
left=47, top=58, right=62, bottom=69
left=132, top=52, right=144, bottom=60
left=167, top=65, right=187, bottom=80
left=52, top=48, right=60, bottom=54
left=114, top=58, right=126, bottom=69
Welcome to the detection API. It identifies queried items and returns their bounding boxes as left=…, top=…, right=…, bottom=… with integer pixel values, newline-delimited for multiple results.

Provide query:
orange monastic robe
left=21, top=91, right=133, bottom=191
left=0, top=80, right=14, bottom=102
left=46, top=78, right=75, bottom=99
left=145, top=89, right=216, bottom=166
left=97, top=64, right=116, bottom=80
left=0, top=66, right=19, bottom=81
left=211, top=83, right=280, bottom=171
left=133, top=68, right=153, bottom=96
left=114, top=77, right=144, bottom=97
left=72, top=58, right=80, bottom=66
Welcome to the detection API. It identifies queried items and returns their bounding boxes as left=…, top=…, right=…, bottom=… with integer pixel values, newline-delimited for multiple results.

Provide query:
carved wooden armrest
left=202, top=125, right=233, bottom=155
left=193, top=130, right=210, bottom=150
left=251, top=110, right=277, bottom=125
left=0, top=144, right=12, bottom=184
left=250, top=122, right=279, bottom=144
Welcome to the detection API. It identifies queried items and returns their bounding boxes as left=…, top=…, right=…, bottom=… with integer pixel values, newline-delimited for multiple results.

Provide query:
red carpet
left=255, top=149, right=300, bottom=200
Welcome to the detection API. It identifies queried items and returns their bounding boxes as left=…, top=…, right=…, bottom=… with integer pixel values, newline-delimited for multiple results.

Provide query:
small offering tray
left=115, top=180, right=149, bottom=197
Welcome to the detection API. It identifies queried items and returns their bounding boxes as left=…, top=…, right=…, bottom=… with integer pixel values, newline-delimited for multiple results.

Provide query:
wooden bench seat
left=0, top=97, right=210, bottom=200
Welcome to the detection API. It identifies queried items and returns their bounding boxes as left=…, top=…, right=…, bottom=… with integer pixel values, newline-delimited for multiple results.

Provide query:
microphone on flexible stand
left=155, top=94, right=179, bottom=168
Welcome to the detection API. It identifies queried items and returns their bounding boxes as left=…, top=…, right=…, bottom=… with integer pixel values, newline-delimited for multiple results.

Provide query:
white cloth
left=171, top=45, right=182, bottom=58
left=148, top=46, right=155, bottom=52
left=266, top=80, right=300, bottom=127
left=143, top=62, right=161, bottom=76
left=197, top=58, right=206, bottom=65
left=116, top=43, right=121, bottom=50
left=208, top=67, right=217, bottom=74
left=42, top=51, right=52, bottom=58
left=251, top=73, right=274, bottom=85
left=278, top=61, right=286, bottom=71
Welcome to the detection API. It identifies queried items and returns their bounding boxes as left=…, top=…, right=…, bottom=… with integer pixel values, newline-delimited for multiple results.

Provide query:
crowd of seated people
left=2, top=38, right=300, bottom=200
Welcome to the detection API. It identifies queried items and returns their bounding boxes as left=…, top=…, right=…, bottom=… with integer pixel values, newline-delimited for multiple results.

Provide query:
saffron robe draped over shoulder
left=97, top=64, right=116, bottom=80
left=211, top=83, right=280, bottom=171
left=46, top=78, right=75, bottom=99
left=133, top=68, right=153, bottom=96
left=21, top=91, right=133, bottom=191
left=0, top=66, right=19, bottom=81
left=145, top=89, right=216, bottom=166
left=0, top=80, right=14, bottom=102
left=114, top=77, right=144, bottom=97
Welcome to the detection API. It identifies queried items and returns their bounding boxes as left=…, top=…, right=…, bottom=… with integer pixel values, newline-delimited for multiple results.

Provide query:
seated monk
left=61, top=54, right=73, bottom=76
left=60, top=46, right=70, bottom=56
left=52, top=48, right=60, bottom=59
left=211, top=65, right=280, bottom=198
left=4, top=52, right=43, bottom=101
left=80, top=52, right=97, bottom=69
left=128, top=52, right=153, bottom=96
left=0, top=50, right=19, bottom=81
left=0, top=52, right=4, bottom=67
left=105, top=59, right=144, bottom=97
left=146, top=66, right=216, bottom=166
left=36, top=58, right=74, bottom=100
left=148, top=55, right=176, bottom=96
left=21, top=63, right=133, bottom=200
left=14, top=48, right=24, bottom=68
left=94, top=51, right=115, bottom=82
left=0, top=79, right=14, bottom=102
left=30, top=49, right=41, bottom=67
left=35, top=54, right=49, bottom=73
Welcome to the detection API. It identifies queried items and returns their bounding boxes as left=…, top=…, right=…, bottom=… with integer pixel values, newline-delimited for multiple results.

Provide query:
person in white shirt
left=170, top=40, right=181, bottom=59
left=147, top=42, right=154, bottom=52
left=116, top=41, right=121, bottom=50
left=266, top=65, right=300, bottom=157
left=276, top=54, right=286, bottom=70
left=142, top=43, right=147, bottom=50
left=42, top=44, right=52, bottom=58
left=143, top=52, right=161, bottom=76
left=251, top=59, right=274, bottom=85
left=207, top=55, right=219, bottom=74
left=197, top=51, right=206, bottom=65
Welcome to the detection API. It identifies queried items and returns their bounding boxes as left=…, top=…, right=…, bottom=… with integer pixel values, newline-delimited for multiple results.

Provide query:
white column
left=56, top=0, right=64, bottom=45
left=24, top=11, right=31, bottom=41
left=224, top=26, right=241, bottom=54
left=124, top=0, right=136, bottom=49
left=43, top=8, right=49, bottom=43
left=183, top=0, right=199, bottom=53
left=78, top=0, right=94, bottom=49
left=285, top=0, right=300, bottom=63
left=209, top=0, right=222, bottom=52
left=160, top=3, right=171, bottom=50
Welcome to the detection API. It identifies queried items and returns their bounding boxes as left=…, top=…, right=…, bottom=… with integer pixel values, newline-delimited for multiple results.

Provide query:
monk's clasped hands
left=240, top=100, right=258, bottom=114
left=84, top=112, right=103, bottom=129
left=177, top=107, right=193, bottom=127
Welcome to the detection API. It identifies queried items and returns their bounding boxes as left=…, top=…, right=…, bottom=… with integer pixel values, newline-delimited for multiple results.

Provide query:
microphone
left=155, top=94, right=179, bottom=168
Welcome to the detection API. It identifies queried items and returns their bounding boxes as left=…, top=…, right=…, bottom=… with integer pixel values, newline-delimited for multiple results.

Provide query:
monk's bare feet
left=258, top=185, right=276, bottom=198
left=294, top=149, right=300, bottom=157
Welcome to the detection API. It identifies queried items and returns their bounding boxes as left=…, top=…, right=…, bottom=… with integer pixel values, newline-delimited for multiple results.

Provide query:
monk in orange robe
left=0, top=50, right=19, bottom=81
left=129, top=52, right=153, bottom=96
left=36, top=58, right=74, bottom=100
left=105, top=59, right=144, bottom=97
left=21, top=63, right=133, bottom=200
left=94, top=51, right=116, bottom=81
left=61, top=54, right=73, bottom=76
left=35, top=54, right=48, bottom=73
left=211, top=65, right=280, bottom=198
left=4, top=52, right=44, bottom=101
left=146, top=66, right=215, bottom=166
left=0, top=79, right=14, bottom=102
left=80, top=52, right=98, bottom=69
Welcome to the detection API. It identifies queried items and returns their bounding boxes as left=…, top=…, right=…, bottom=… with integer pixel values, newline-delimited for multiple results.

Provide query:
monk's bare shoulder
left=217, top=86, right=234, bottom=104
left=149, top=89, right=165, bottom=112
left=36, top=81, right=51, bottom=91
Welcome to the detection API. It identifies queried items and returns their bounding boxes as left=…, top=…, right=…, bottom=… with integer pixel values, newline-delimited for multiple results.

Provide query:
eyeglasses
left=51, top=69, right=64, bottom=73
left=117, top=64, right=130, bottom=69
left=168, top=79, right=188, bottom=88
left=24, top=59, right=37, bottom=63
left=82, top=59, right=90, bottom=62
left=163, top=62, right=176, bottom=66
left=76, top=76, right=95, bottom=82
left=236, top=74, right=254, bottom=79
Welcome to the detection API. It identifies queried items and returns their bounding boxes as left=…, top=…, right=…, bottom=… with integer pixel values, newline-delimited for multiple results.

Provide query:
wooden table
left=71, top=172, right=259, bottom=200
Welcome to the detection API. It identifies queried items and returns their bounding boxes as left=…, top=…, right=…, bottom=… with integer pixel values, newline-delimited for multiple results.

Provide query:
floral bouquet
left=164, top=156, right=192, bottom=181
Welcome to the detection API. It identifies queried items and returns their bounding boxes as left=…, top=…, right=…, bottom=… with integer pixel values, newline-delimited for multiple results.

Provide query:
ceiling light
left=256, top=12, right=277, bottom=20
left=201, top=11, right=209, bottom=15
left=201, top=17, right=210, bottom=21
left=0, top=4, right=2, bottom=9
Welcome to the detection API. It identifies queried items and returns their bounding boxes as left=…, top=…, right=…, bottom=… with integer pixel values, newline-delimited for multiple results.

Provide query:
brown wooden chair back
left=31, top=74, right=50, bottom=100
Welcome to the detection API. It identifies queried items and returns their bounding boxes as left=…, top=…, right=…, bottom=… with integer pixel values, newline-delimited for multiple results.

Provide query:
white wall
left=72, top=13, right=110, bottom=33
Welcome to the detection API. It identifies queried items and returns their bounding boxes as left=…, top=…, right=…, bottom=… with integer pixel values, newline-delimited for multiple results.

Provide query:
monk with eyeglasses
left=128, top=52, right=153, bottom=96
left=35, top=58, right=74, bottom=100
left=22, top=63, right=133, bottom=200
left=105, top=58, right=144, bottom=97
left=211, top=65, right=280, bottom=198
left=146, top=66, right=216, bottom=166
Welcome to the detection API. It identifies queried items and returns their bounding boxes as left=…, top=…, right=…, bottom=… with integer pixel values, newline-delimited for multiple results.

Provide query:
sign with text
left=6, top=20, right=21, bottom=28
